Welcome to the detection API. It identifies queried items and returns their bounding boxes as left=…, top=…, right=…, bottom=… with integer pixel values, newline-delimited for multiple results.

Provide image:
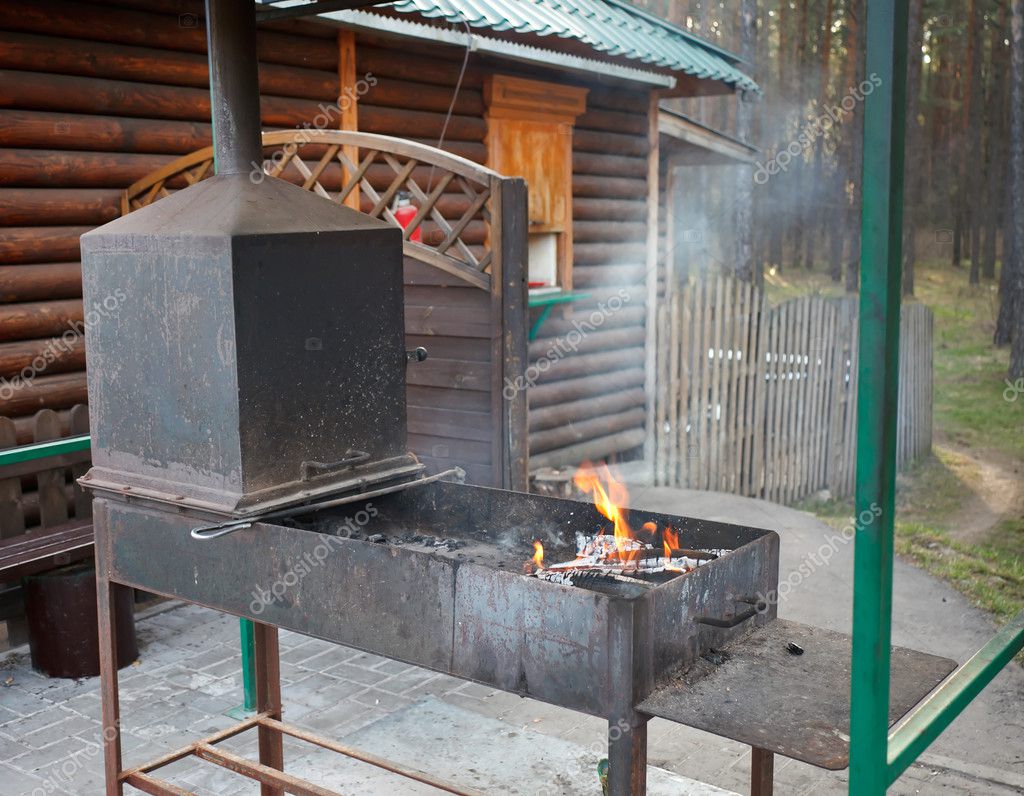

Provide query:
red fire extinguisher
left=392, top=190, right=421, bottom=243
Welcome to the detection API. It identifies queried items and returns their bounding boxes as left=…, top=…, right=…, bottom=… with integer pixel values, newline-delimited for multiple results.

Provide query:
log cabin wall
left=0, top=0, right=343, bottom=440
left=0, top=0, right=659, bottom=482
left=527, top=84, right=653, bottom=470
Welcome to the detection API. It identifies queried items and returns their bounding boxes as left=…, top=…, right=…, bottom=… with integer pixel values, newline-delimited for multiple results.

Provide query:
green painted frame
left=849, top=2, right=1024, bottom=793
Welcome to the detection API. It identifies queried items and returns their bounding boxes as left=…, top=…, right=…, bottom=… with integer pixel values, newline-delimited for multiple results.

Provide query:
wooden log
left=0, top=69, right=330, bottom=128
left=0, top=0, right=337, bottom=70
left=0, top=371, right=88, bottom=416
left=0, top=263, right=82, bottom=303
left=529, top=428, right=646, bottom=470
left=530, top=407, right=647, bottom=455
left=0, top=227, right=88, bottom=266
left=573, top=128, right=649, bottom=158
left=578, top=108, right=649, bottom=136
left=0, top=31, right=339, bottom=99
left=573, top=242, right=648, bottom=265
left=528, top=325, right=645, bottom=360
left=0, top=149, right=175, bottom=188
left=528, top=367, right=646, bottom=409
left=573, top=264, right=648, bottom=288
left=572, top=151, right=648, bottom=179
left=584, top=85, right=650, bottom=114
left=573, top=220, right=647, bottom=244
left=356, top=45, right=483, bottom=89
left=531, top=306, right=647, bottom=339
left=358, top=104, right=486, bottom=142
left=0, top=299, right=83, bottom=343
left=529, top=387, right=646, bottom=433
left=0, top=187, right=120, bottom=226
left=0, top=336, right=86, bottom=379
left=364, top=77, right=483, bottom=117
left=0, top=109, right=212, bottom=155
left=573, top=197, right=648, bottom=222
left=573, top=174, right=647, bottom=200
left=533, top=347, right=646, bottom=386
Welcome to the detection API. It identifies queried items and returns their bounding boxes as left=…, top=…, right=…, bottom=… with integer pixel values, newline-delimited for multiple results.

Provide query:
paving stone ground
left=1, top=487, right=1023, bottom=795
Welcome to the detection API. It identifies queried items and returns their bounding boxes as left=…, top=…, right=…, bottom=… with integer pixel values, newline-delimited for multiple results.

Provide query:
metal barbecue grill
left=82, top=3, right=956, bottom=795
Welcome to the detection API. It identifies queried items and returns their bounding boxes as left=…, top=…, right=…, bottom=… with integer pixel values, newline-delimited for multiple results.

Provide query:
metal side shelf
left=636, top=619, right=956, bottom=771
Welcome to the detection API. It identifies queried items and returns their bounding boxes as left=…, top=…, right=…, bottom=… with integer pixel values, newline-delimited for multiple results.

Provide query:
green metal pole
left=887, top=608, right=1024, bottom=783
left=849, top=1, right=909, bottom=793
left=239, top=617, right=258, bottom=713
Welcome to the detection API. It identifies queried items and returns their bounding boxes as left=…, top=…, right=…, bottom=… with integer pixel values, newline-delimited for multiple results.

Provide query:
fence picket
left=654, top=279, right=932, bottom=504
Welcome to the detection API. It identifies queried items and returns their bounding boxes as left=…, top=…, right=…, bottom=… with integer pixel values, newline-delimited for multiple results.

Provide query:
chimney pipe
left=205, top=0, right=263, bottom=175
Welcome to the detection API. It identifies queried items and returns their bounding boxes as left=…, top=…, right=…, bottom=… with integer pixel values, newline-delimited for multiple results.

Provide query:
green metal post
left=849, top=1, right=910, bottom=793
left=239, top=618, right=258, bottom=712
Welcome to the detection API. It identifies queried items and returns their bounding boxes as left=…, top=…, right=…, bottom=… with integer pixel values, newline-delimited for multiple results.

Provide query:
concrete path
left=0, top=487, right=1021, bottom=795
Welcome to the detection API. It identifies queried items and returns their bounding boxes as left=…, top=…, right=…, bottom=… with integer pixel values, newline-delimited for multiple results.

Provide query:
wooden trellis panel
left=122, top=131, right=501, bottom=291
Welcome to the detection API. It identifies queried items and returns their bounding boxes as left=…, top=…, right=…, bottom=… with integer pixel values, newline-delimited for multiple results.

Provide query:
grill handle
left=695, top=596, right=766, bottom=629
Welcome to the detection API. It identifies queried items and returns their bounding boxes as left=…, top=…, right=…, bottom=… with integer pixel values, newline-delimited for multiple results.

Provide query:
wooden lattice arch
left=122, top=131, right=508, bottom=291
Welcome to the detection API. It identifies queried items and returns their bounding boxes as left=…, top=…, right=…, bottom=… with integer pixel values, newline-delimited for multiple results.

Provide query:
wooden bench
left=0, top=406, right=94, bottom=633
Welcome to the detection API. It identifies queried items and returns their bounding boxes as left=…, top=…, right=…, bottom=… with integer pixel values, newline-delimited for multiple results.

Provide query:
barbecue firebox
left=83, top=3, right=956, bottom=795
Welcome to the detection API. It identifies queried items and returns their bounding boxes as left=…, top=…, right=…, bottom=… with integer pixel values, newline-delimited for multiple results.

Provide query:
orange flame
left=663, top=526, right=679, bottom=559
left=532, top=540, right=544, bottom=569
left=574, top=461, right=638, bottom=560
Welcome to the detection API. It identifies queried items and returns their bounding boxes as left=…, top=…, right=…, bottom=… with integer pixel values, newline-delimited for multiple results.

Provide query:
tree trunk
left=902, top=0, right=924, bottom=296
left=1004, top=0, right=1024, bottom=376
left=967, top=0, right=984, bottom=286
left=734, top=0, right=757, bottom=283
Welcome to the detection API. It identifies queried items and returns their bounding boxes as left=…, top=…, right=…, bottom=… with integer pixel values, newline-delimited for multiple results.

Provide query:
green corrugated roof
left=387, top=0, right=759, bottom=93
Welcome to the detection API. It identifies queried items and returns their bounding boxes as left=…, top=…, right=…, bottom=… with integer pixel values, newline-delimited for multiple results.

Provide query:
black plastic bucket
left=24, top=563, right=138, bottom=678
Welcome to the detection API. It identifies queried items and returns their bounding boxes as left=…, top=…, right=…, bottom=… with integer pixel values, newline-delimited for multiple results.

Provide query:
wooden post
left=493, top=176, right=530, bottom=491
left=253, top=622, right=284, bottom=796
left=337, top=29, right=360, bottom=211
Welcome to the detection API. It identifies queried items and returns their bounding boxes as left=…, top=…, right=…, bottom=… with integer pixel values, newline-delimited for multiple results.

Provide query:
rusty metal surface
left=98, top=482, right=780, bottom=720
left=81, top=173, right=408, bottom=516
left=636, top=618, right=957, bottom=770
left=101, top=498, right=458, bottom=672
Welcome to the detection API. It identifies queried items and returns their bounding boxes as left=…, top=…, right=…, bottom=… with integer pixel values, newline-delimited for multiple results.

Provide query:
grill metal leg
left=751, top=746, right=774, bottom=796
left=96, top=568, right=125, bottom=796
left=253, top=622, right=284, bottom=796
left=606, top=713, right=648, bottom=796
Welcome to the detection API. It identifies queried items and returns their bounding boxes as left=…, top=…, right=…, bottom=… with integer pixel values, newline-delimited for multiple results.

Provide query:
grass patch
left=895, top=521, right=1024, bottom=624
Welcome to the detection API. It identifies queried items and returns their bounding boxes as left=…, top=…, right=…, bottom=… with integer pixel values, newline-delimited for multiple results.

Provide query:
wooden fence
left=0, top=405, right=91, bottom=535
left=654, top=278, right=933, bottom=504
